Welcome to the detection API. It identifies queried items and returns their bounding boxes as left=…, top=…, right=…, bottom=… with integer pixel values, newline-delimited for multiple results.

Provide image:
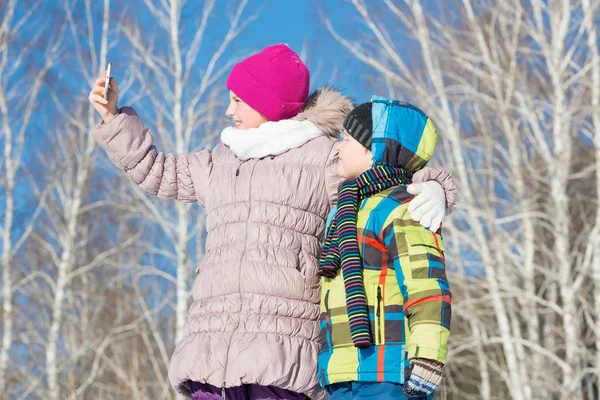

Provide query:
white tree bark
left=582, top=0, right=600, bottom=383
left=45, top=1, right=111, bottom=398
left=527, top=1, right=579, bottom=395
left=0, top=0, right=56, bottom=395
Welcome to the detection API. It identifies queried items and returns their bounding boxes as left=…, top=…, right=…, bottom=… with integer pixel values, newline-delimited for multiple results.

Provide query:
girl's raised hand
left=88, top=71, right=119, bottom=123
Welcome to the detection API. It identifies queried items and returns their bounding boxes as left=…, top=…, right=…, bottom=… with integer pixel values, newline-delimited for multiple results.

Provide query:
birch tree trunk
left=45, top=1, right=111, bottom=398
left=0, top=0, right=57, bottom=396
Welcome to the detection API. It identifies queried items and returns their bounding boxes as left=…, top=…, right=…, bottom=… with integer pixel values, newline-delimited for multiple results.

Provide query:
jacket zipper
left=376, top=286, right=383, bottom=345
left=196, top=161, right=244, bottom=275
left=221, top=159, right=255, bottom=397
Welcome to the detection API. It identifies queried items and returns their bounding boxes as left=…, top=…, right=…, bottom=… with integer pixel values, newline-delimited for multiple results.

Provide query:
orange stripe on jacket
left=404, top=295, right=451, bottom=311
left=431, top=231, right=445, bottom=263
left=358, top=235, right=387, bottom=253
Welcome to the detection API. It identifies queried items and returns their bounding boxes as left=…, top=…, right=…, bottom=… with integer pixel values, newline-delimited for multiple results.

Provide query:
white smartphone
left=104, top=62, right=112, bottom=99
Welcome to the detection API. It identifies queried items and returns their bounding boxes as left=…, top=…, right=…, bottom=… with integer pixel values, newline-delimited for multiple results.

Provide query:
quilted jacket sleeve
left=93, top=107, right=213, bottom=206
left=412, top=167, right=457, bottom=216
left=383, top=205, right=452, bottom=364
left=325, top=140, right=343, bottom=207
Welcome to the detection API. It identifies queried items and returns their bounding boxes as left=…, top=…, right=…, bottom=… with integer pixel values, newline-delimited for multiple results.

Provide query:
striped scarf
left=318, top=164, right=411, bottom=348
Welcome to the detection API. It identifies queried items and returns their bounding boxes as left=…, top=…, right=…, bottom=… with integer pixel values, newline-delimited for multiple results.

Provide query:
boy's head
left=225, top=44, right=310, bottom=129
left=337, top=96, right=438, bottom=180
left=337, top=101, right=374, bottom=180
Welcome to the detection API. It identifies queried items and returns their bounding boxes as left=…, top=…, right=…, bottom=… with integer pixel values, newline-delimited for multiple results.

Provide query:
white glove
left=407, top=181, right=446, bottom=232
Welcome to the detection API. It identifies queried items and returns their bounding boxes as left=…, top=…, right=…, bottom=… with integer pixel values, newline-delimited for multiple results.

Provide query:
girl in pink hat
left=88, top=44, right=456, bottom=400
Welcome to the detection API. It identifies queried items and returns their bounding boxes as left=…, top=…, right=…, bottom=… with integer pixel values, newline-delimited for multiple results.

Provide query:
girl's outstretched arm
left=89, top=75, right=212, bottom=205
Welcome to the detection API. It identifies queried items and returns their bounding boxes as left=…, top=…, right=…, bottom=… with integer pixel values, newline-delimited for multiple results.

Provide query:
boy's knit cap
left=342, top=102, right=373, bottom=148
left=343, top=96, right=438, bottom=172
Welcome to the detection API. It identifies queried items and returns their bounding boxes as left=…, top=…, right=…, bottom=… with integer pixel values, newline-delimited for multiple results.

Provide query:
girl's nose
left=225, top=103, right=234, bottom=117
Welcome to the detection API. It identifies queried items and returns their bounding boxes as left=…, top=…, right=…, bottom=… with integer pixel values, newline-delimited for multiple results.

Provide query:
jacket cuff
left=406, top=323, right=450, bottom=364
left=95, top=107, right=123, bottom=129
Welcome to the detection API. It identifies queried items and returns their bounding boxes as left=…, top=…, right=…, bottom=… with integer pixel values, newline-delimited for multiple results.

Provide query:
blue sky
left=237, top=0, right=369, bottom=101
left=124, top=0, right=373, bottom=103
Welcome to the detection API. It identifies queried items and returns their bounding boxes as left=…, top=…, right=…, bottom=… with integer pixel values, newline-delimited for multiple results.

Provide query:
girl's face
left=337, top=131, right=373, bottom=180
left=226, top=90, right=269, bottom=130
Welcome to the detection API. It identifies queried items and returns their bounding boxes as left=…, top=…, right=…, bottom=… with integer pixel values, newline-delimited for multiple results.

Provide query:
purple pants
left=190, top=382, right=309, bottom=400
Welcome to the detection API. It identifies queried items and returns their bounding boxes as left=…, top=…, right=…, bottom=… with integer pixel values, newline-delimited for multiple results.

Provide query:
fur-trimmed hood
left=294, top=86, right=353, bottom=137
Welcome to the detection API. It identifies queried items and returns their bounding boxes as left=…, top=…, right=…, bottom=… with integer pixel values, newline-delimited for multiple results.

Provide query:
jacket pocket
left=407, top=230, right=447, bottom=280
left=376, top=286, right=384, bottom=345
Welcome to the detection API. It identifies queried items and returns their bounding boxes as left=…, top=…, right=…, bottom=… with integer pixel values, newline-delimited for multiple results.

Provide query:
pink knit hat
left=226, top=44, right=310, bottom=121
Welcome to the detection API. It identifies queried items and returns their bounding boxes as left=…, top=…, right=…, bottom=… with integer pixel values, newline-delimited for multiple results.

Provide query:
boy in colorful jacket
left=317, top=97, right=451, bottom=399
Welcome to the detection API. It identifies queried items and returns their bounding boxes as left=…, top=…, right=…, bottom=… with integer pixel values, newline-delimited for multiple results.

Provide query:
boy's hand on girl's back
left=407, top=181, right=446, bottom=232
left=88, top=72, right=119, bottom=123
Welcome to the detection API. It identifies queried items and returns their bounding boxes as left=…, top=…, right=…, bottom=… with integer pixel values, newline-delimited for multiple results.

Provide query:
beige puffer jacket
left=92, top=88, right=455, bottom=399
